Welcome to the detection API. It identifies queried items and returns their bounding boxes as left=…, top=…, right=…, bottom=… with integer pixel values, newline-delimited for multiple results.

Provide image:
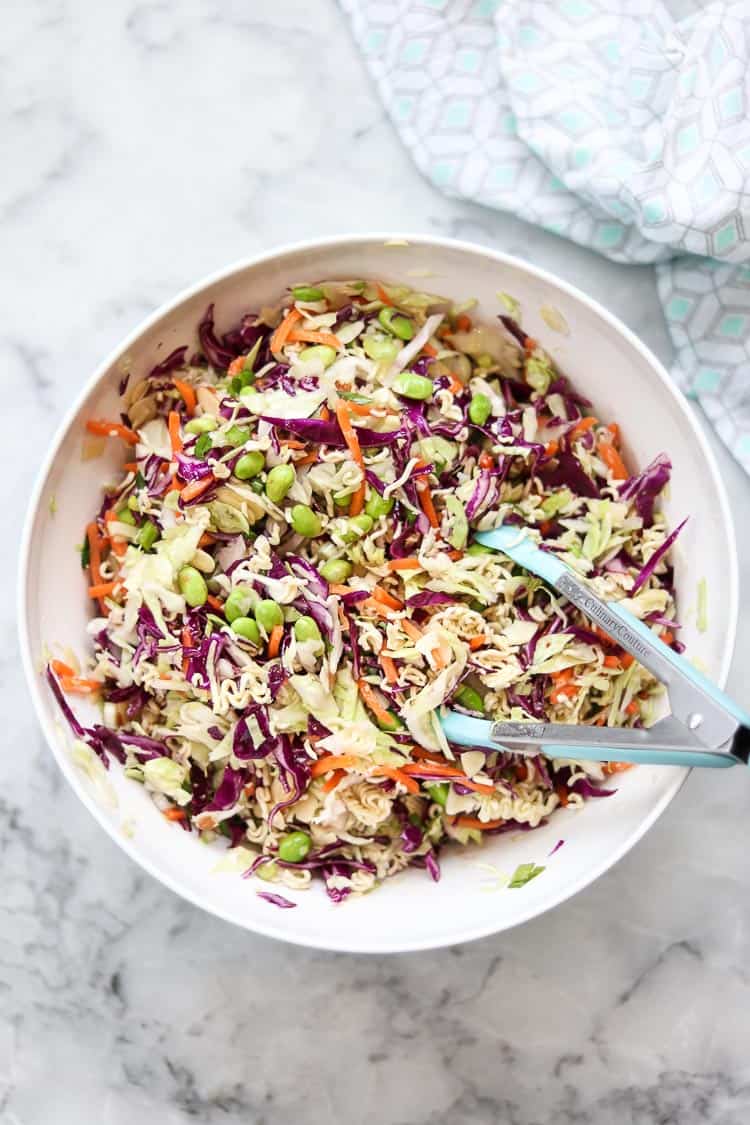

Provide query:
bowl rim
left=18, top=232, right=739, bottom=953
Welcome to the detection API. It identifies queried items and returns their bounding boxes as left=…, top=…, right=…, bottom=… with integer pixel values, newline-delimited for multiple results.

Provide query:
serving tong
left=440, top=526, right=750, bottom=768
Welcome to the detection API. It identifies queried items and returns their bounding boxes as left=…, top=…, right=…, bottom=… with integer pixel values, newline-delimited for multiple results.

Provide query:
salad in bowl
left=46, top=277, right=681, bottom=906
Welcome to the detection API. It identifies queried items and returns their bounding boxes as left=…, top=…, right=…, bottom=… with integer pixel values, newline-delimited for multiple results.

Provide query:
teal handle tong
left=439, top=525, right=750, bottom=768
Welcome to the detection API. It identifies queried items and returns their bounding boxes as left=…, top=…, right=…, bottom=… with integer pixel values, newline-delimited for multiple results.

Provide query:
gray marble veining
left=2, top=2, right=749, bottom=1122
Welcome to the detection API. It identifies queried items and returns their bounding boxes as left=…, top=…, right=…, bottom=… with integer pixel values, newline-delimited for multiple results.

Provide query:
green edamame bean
left=225, top=587, right=254, bottom=623
left=230, top=616, right=261, bottom=644
left=378, top=307, right=414, bottom=340
left=476, top=353, right=494, bottom=368
left=333, top=492, right=351, bottom=508
left=466, top=542, right=494, bottom=556
left=319, top=558, right=352, bottom=583
left=468, top=393, right=492, bottom=426
left=292, top=286, right=324, bottom=302
left=185, top=415, right=216, bottom=435
left=299, top=344, right=337, bottom=368
left=116, top=506, right=136, bottom=526
left=453, top=684, right=485, bottom=713
left=294, top=616, right=321, bottom=643
left=178, top=566, right=208, bottom=607
left=365, top=492, right=393, bottom=520
left=363, top=335, right=401, bottom=362
left=392, top=371, right=433, bottom=401
left=290, top=504, right=322, bottom=537
left=353, top=515, right=375, bottom=537
left=426, top=782, right=449, bottom=808
left=234, top=451, right=264, bottom=480
left=225, top=424, right=250, bottom=447
left=137, top=521, right=160, bottom=550
left=256, top=859, right=278, bottom=881
left=265, top=464, right=296, bottom=503
left=255, top=599, right=284, bottom=632
left=277, top=830, right=312, bottom=863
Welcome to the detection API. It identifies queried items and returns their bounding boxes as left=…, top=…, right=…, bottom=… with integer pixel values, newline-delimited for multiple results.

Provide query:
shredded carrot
left=287, top=328, right=342, bottom=350
left=372, top=585, right=404, bottom=611
left=556, top=786, right=569, bottom=807
left=604, top=760, right=634, bottom=775
left=51, top=660, right=75, bottom=678
left=361, top=597, right=396, bottom=620
left=123, top=461, right=138, bottom=472
left=371, top=765, right=420, bottom=794
left=227, top=355, right=246, bottom=377
left=104, top=509, right=127, bottom=558
left=88, top=580, right=121, bottom=599
left=206, top=595, right=225, bottom=614
left=568, top=415, right=598, bottom=442
left=436, top=325, right=452, bottom=340
left=447, top=549, right=463, bottom=561
left=357, top=679, right=393, bottom=726
left=431, top=645, right=447, bottom=670
left=551, top=667, right=574, bottom=684
left=598, top=438, right=628, bottom=481
left=603, top=654, right=622, bottom=669
left=173, top=378, right=196, bottom=417
left=410, top=747, right=447, bottom=763
left=85, top=420, right=139, bottom=446
left=453, top=816, right=504, bottom=831
left=180, top=476, right=214, bottom=502
left=545, top=440, right=559, bottom=457
left=334, top=398, right=366, bottom=516
left=163, top=807, right=187, bottom=821
left=376, top=283, right=393, bottom=306
left=401, top=763, right=495, bottom=796
left=401, top=619, right=423, bottom=642
left=625, top=700, right=640, bottom=716
left=469, top=635, right=488, bottom=651
left=267, top=624, right=283, bottom=658
left=524, top=336, right=537, bottom=353
left=279, top=439, right=306, bottom=450
left=59, top=676, right=103, bottom=695
left=621, top=652, right=635, bottom=669
left=310, top=754, right=359, bottom=778
left=270, top=307, right=302, bottom=355
left=415, top=475, right=439, bottom=529
left=322, top=769, right=346, bottom=793
left=198, top=532, right=217, bottom=548
left=379, top=653, right=398, bottom=684
left=346, top=401, right=397, bottom=418
left=455, top=313, right=472, bottom=333
left=328, top=583, right=351, bottom=596
left=478, top=452, right=494, bottom=470
left=319, top=405, right=330, bottom=422
left=660, top=630, right=675, bottom=646
left=168, top=411, right=183, bottom=456
left=422, top=343, right=438, bottom=358
left=294, top=451, right=319, bottom=466
left=539, top=520, right=554, bottom=536
left=446, top=373, right=464, bottom=396
left=551, top=683, right=579, bottom=703
left=607, top=422, right=621, bottom=446
left=386, top=558, right=422, bottom=571
left=181, top=626, right=192, bottom=676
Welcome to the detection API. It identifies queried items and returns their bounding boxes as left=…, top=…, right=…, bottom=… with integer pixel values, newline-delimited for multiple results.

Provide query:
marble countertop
left=3, top=2, right=750, bottom=1122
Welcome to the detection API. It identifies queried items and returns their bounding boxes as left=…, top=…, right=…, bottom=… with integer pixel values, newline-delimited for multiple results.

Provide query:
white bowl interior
left=20, top=236, right=737, bottom=952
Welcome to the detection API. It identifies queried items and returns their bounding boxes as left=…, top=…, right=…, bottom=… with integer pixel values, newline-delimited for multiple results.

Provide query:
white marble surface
left=3, top=2, right=750, bottom=1122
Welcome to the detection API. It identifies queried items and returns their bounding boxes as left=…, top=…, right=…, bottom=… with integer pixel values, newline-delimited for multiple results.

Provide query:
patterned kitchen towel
left=342, top=0, right=750, bottom=472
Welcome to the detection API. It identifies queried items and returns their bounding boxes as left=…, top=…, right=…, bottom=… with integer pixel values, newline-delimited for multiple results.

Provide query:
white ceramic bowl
left=19, top=235, right=738, bottom=953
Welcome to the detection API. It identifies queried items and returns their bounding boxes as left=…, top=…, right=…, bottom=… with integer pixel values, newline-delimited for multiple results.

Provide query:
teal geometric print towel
left=342, top=0, right=750, bottom=471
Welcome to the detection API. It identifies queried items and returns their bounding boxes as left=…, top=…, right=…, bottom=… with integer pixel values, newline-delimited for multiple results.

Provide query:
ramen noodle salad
left=48, top=279, right=682, bottom=904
